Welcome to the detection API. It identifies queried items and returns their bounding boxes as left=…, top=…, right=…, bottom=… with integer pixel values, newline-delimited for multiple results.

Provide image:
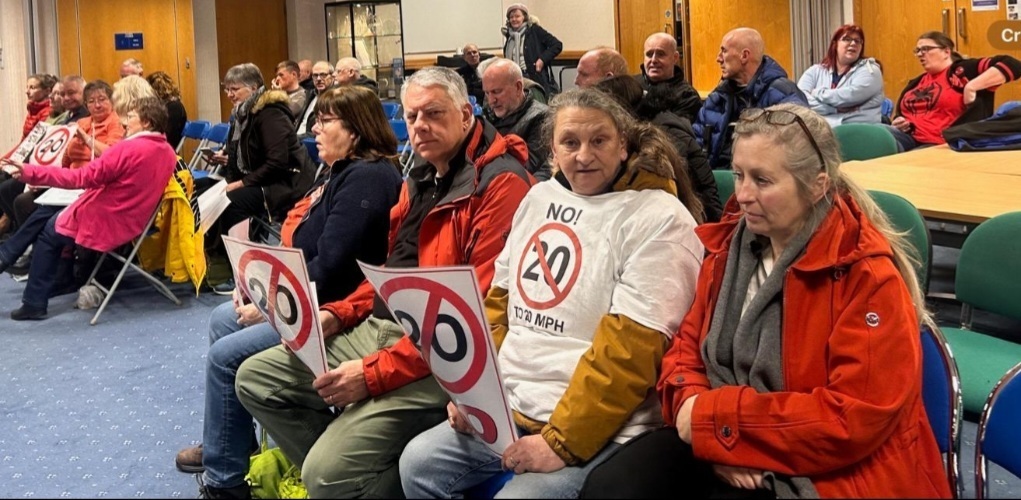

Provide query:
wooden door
left=214, top=0, right=289, bottom=121
left=857, top=0, right=953, bottom=106
left=616, top=0, right=676, bottom=76
left=55, top=0, right=198, bottom=124
left=954, top=1, right=1021, bottom=106
left=687, top=0, right=793, bottom=94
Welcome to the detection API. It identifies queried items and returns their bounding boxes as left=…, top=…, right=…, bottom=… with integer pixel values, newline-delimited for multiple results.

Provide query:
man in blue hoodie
left=694, top=28, right=808, bottom=169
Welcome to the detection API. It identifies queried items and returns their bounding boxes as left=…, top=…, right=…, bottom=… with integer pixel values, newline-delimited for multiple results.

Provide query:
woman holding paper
left=399, top=87, right=705, bottom=498
left=174, top=85, right=403, bottom=500
left=63, top=80, right=126, bottom=169
left=0, top=97, right=176, bottom=320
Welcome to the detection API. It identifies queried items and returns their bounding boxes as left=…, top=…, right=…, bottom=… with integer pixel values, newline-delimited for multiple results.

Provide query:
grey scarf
left=702, top=201, right=831, bottom=499
left=230, top=86, right=265, bottom=174
left=503, top=24, right=527, bottom=72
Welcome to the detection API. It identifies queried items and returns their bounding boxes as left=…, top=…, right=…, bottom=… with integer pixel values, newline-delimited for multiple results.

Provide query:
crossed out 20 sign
left=361, top=264, right=516, bottom=452
left=236, top=249, right=313, bottom=351
left=33, top=125, right=75, bottom=166
left=516, top=222, right=582, bottom=310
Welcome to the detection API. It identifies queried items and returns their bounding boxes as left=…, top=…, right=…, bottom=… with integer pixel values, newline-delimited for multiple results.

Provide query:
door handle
left=957, top=8, right=966, bottom=39
left=942, top=9, right=950, bottom=37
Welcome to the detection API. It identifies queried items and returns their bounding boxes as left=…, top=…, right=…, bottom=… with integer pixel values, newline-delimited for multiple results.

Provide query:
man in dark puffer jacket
left=694, top=28, right=808, bottom=169
left=633, top=32, right=702, bottom=123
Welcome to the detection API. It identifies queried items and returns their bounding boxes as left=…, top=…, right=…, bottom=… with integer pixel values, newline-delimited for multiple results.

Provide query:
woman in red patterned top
left=887, top=31, right=1021, bottom=152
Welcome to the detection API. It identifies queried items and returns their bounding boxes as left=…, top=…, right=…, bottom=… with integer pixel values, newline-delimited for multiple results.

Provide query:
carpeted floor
left=0, top=245, right=1018, bottom=498
left=0, top=273, right=229, bottom=498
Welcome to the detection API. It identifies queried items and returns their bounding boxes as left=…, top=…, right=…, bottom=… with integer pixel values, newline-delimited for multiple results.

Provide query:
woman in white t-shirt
left=399, top=88, right=706, bottom=498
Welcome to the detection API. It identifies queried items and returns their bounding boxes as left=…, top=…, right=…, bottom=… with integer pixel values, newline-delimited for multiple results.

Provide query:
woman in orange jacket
left=580, top=103, right=951, bottom=498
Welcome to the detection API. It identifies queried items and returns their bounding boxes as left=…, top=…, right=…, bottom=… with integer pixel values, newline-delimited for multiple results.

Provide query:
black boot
left=11, top=304, right=46, bottom=321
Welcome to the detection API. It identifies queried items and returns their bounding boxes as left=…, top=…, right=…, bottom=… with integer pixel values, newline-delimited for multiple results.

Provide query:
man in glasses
left=295, top=60, right=336, bottom=139
left=694, top=27, right=808, bottom=169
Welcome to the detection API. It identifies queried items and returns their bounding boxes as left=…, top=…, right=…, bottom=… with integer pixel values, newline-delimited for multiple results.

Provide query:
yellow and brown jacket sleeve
left=540, top=313, right=667, bottom=465
left=484, top=286, right=511, bottom=351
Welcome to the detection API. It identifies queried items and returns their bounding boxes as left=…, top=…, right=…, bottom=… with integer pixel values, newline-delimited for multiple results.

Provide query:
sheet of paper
left=196, top=179, right=231, bottom=235
left=34, top=188, right=85, bottom=206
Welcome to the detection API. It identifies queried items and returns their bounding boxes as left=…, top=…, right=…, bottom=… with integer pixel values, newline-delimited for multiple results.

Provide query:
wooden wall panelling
left=687, top=0, right=792, bottom=93
left=214, top=0, right=289, bottom=122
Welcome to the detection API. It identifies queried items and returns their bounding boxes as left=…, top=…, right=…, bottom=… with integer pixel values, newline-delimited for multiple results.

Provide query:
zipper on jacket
left=464, top=227, right=482, bottom=263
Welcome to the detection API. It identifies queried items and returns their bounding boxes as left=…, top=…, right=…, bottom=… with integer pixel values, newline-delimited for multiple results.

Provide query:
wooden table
left=842, top=162, right=1021, bottom=224
left=844, top=144, right=1021, bottom=177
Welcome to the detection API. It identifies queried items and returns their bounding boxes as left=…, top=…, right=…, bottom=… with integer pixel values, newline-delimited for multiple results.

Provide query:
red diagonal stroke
left=532, top=235, right=568, bottom=303
left=265, top=264, right=282, bottom=325
left=418, top=288, right=443, bottom=350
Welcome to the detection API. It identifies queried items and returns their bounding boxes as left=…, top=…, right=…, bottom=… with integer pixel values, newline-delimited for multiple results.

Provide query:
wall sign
left=114, top=33, right=144, bottom=50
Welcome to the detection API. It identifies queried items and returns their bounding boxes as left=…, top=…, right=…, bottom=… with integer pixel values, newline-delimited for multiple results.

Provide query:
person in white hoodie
left=798, top=24, right=884, bottom=127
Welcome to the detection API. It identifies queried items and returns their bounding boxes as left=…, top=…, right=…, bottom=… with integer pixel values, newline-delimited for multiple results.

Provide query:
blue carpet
left=0, top=272, right=229, bottom=498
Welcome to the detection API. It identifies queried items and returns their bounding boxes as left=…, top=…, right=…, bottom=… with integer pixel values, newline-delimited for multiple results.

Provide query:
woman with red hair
left=797, top=24, right=884, bottom=127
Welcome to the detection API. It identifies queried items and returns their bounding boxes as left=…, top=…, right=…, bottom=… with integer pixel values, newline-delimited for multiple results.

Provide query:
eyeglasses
left=312, top=72, right=332, bottom=79
left=840, top=36, right=863, bottom=46
left=86, top=96, right=109, bottom=105
left=740, top=108, right=827, bottom=170
left=315, top=115, right=341, bottom=127
left=913, top=45, right=942, bottom=56
left=223, top=86, right=246, bottom=95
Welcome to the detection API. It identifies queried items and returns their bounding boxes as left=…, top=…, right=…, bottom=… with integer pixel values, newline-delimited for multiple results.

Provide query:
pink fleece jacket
left=19, top=132, right=177, bottom=252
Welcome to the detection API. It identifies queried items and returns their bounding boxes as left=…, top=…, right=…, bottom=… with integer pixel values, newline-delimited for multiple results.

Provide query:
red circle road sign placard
left=236, top=249, right=313, bottom=351
left=378, top=276, right=487, bottom=394
left=33, top=127, right=73, bottom=165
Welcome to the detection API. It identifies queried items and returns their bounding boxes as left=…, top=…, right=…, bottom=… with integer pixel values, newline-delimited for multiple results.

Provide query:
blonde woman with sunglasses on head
left=581, top=104, right=951, bottom=499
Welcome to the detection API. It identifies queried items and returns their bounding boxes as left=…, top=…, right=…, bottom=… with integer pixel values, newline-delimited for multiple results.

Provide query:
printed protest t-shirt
left=493, top=180, right=703, bottom=442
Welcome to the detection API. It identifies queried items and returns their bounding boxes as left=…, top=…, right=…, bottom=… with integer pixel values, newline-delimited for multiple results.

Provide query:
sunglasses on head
left=739, top=108, right=826, bottom=170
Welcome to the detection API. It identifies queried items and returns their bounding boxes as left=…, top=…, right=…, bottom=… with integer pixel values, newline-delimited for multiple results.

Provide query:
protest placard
left=358, top=263, right=516, bottom=454
left=223, top=236, right=328, bottom=377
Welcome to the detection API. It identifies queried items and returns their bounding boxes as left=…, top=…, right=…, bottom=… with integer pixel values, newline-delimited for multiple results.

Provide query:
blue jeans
left=883, top=125, right=920, bottom=153
left=400, top=422, right=620, bottom=498
left=21, top=211, right=74, bottom=311
left=202, top=301, right=281, bottom=489
left=0, top=204, right=60, bottom=266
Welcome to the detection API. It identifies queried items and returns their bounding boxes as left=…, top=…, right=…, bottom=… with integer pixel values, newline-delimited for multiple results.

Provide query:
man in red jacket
left=236, top=66, right=533, bottom=499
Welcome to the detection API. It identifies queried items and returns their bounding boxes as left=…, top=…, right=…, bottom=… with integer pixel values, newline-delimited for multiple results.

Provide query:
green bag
left=246, top=430, right=308, bottom=499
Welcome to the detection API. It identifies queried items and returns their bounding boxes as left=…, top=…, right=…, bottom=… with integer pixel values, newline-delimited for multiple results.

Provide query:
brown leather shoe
left=176, top=444, right=204, bottom=473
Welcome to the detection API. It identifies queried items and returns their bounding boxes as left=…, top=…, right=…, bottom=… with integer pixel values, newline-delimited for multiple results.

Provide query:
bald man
left=574, top=47, right=629, bottom=88
left=456, top=43, right=486, bottom=105
left=298, top=59, right=314, bottom=91
left=694, top=27, right=808, bottom=168
left=633, top=33, right=701, bottom=122
left=481, top=58, right=551, bottom=180
left=334, top=57, right=378, bottom=92
left=295, top=60, right=336, bottom=138
left=120, top=58, right=143, bottom=79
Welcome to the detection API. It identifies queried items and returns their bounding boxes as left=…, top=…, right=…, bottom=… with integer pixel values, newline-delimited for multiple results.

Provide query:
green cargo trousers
left=236, top=317, right=448, bottom=498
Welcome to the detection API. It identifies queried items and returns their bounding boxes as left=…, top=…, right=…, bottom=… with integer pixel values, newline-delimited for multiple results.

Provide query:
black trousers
left=0, top=177, right=40, bottom=230
left=580, top=427, right=775, bottom=499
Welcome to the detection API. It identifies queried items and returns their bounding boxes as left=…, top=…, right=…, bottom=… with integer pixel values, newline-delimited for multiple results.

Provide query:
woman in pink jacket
left=0, top=97, right=176, bottom=320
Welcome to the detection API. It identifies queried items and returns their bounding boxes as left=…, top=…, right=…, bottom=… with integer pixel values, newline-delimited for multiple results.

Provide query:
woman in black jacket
left=596, top=76, right=722, bottom=222
left=502, top=3, right=563, bottom=96
left=206, top=63, right=316, bottom=293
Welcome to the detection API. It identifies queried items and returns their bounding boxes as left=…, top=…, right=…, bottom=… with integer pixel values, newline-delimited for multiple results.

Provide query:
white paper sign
left=358, top=262, right=517, bottom=454
left=196, top=179, right=231, bottom=235
left=9, top=122, right=51, bottom=162
left=30, top=124, right=78, bottom=167
left=223, top=236, right=328, bottom=376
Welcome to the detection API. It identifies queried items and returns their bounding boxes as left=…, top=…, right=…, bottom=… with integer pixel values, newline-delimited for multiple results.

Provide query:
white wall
left=287, top=0, right=329, bottom=62
left=192, top=0, right=221, bottom=122
left=1, top=0, right=29, bottom=148
left=524, top=0, right=615, bottom=52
